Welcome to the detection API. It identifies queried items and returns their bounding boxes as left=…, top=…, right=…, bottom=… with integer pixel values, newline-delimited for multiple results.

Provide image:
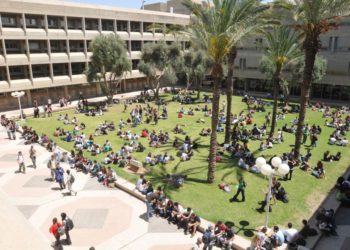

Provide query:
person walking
left=49, top=217, right=62, bottom=248
left=66, top=170, right=77, bottom=196
left=29, top=145, right=37, bottom=169
left=230, top=176, right=246, bottom=202
left=10, top=121, right=16, bottom=140
left=6, top=122, right=12, bottom=140
left=47, top=154, right=57, bottom=181
left=60, top=212, right=74, bottom=245
left=55, top=163, right=65, bottom=190
left=17, top=151, right=25, bottom=174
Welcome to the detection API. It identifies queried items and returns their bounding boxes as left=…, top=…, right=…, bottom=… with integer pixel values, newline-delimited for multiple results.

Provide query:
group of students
left=136, top=177, right=203, bottom=238
left=49, top=212, right=74, bottom=247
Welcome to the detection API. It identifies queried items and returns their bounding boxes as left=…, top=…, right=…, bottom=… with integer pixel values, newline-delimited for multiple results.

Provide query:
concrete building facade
left=0, top=0, right=189, bottom=110
left=232, top=18, right=350, bottom=102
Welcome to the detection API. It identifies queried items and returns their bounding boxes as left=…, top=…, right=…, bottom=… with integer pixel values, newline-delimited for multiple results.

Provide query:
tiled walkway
left=0, top=92, right=205, bottom=250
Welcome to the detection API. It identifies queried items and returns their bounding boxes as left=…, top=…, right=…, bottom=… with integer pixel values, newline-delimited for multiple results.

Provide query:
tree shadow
left=225, top=220, right=256, bottom=238
left=147, top=162, right=206, bottom=195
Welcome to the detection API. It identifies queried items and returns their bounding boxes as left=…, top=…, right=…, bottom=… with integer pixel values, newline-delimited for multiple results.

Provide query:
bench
left=125, top=159, right=146, bottom=174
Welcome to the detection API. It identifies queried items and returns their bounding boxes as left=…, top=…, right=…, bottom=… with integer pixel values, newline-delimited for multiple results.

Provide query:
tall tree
left=180, top=48, right=212, bottom=92
left=138, top=42, right=181, bottom=101
left=224, top=48, right=237, bottom=144
left=259, top=26, right=302, bottom=137
left=278, top=55, right=327, bottom=106
left=277, top=0, right=350, bottom=159
left=86, top=34, right=131, bottom=103
left=183, top=0, right=272, bottom=183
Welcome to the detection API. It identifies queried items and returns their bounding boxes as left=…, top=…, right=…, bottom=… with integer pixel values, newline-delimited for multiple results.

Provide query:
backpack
left=66, top=217, right=74, bottom=230
left=70, top=175, right=75, bottom=184
left=202, top=230, right=213, bottom=244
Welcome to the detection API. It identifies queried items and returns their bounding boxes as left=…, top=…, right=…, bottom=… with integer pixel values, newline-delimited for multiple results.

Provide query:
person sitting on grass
left=145, top=153, right=157, bottom=166
left=311, top=161, right=325, bottom=179
left=174, top=124, right=183, bottom=134
left=200, top=128, right=211, bottom=136
left=333, top=152, right=341, bottom=161
left=323, top=150, right=334, bottom=162
left=259, top=141, right=267, bottom=151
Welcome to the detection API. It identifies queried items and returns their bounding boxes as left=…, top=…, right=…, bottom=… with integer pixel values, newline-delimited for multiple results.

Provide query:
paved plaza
left=0, top=107, right=204, bottom=250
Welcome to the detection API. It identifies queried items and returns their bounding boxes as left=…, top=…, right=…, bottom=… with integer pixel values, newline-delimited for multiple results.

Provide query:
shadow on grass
left=147, top=161, right=208, bottom=195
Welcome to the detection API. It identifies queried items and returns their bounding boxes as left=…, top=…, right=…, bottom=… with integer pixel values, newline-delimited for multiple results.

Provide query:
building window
left=71, top=63, right=85, bottom=75
left=255, top=38, right=263, bottom=50
left=117, top=21, right=128, bottom=32
left=239, top=58, right=246, bottom=70
left=102, top=19, right=114, bottom=31
left=32, top=64, right=50, bottom=78
left=132, top=60, right=139, bottom=70
left=130, top=22, right=141, bottom=32
left=131, top=41, right=141, bottom=51
left=328, top=36, right=338, bottom=52
left=1, top=15, right=16, bottom=27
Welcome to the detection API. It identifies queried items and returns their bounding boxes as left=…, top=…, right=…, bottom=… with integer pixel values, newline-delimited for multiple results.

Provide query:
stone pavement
left=315, top=206, right=350, bottom=250
left=0, top=126, right=207, bottom=250
left=4, top=91, right=142, bottom=120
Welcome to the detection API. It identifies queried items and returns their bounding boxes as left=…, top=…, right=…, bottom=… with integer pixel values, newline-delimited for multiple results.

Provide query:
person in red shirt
left=214, top=220, right=227, bottom=238
left=49, top=217, right=62, bottom=247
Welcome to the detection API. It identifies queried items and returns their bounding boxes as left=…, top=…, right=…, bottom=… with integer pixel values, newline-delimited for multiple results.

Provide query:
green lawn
left=26, top=93, right=350, bottom=236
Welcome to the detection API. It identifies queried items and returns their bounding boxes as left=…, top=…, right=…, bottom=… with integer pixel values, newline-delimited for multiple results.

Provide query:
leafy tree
left=86, top=34, right=131, bottom=103
left=138, top=42, right=181, bottom=100
left=183, top=0, right=272, bottom=182
left=180, top=48, right=212, bottom=97
left=276, top=0, right=350, bottom=159
left=259, top=26, right=303, bottom=137
left=286, top=55, right=327, bottom=106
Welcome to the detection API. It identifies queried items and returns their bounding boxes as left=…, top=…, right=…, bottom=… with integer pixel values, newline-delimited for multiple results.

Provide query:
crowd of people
left=2, top=89, right=350, bottom=250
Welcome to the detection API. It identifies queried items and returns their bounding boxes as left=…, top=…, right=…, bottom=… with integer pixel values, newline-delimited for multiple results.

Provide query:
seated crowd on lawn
left=4, top=88, right=350, bottom=249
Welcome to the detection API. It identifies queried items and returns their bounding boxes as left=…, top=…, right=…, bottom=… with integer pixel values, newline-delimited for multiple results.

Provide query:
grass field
left=26, top=93, right=350, bottom=236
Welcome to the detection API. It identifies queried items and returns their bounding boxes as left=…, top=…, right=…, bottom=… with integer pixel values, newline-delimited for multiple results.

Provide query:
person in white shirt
left=136, top=174, right=146, bottom=193
left=66, top=169, right=77, bottom=196
left=17, top=151, right=25, bottom=174
left=283, top=222, right=298, bottom=243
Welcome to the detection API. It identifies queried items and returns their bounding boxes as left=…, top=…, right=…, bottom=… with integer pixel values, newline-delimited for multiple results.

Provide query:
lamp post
left=11, top=91, right=25, bottom=120
left=255, top=156, right=290, bottom=228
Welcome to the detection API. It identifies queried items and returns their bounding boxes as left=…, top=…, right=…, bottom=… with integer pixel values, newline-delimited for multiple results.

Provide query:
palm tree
left=224, top=48, right=237, bottom=144
left=260, top=26, right=303, bottom=137
left=277, top=0, right=350, bottom=159
left=183, top=0, right=271, bottom=183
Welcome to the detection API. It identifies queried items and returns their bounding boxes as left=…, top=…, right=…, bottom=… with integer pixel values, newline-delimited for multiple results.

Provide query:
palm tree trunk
left=294, top=35, right=319, bottom=160
left=284, top=84, right=290, bottom=107
left=196, top=77, right=201, bottom=99
left=208, top=65, right=221, bottom=183
left=224, top=47, right=237, bottom=144
left=269, top=77, right=280, bottom=138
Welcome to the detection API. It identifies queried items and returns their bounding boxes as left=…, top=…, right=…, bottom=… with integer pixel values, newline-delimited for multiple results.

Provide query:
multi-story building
left=144, top=0, right=207, bottom=15
left=232, top=18, right=350, bottom=102
left=0, top=0, right=189, bottom=110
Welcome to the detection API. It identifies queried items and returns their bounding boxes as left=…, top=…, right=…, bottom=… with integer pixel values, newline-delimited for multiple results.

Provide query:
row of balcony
left=0, top=60, right=141, bottom=82
left=1, top=13, right=167, bottom=33
left=0, top=39, right=164, bottom=54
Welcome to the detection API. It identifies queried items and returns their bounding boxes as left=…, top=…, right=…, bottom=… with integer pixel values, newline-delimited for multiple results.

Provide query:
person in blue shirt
left=55, top=163, right=65, bottom=190
left=272, top=225, right=285, bottom=247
